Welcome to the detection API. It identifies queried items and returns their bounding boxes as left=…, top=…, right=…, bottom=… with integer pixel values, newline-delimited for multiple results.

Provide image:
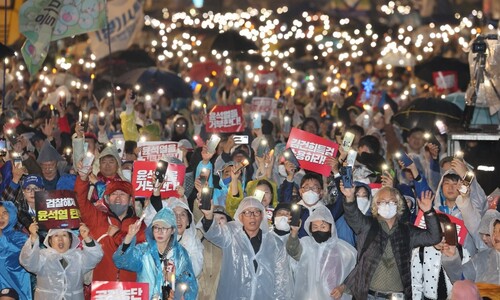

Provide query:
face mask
left=377, top=202, right=398, bottom=219
left=311, top=231, right=331, bottom=243
left=122, top=170, right=132, bottom=182
left=278, top=165, right=288, bottom=177
left=221, top=177, right=231, bottom=187
left=109, top=203, right=129, bottom=217
left=274, top=216, right=290, bottom=232
left=302, top=190, right=319, bottom=206
left=357, top=197, right=371, bottom=214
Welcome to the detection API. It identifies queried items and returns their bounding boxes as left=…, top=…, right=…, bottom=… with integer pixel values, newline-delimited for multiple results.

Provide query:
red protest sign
left=35, top=190, right=81, bottom=230
left=432, top=71, right=459, bottom=92
left=132, top=160, right=186, bottom=198
left=206, top=105, right=244, bottom=133
left=137, top=141, right=181, bottom=161
left=251, top=97, right=279, bottom=119
left=91, top=281, right=149, bottom=300
left=414, top=210, right=468, bottom=245
left=286, top=128, right=339, bottom=176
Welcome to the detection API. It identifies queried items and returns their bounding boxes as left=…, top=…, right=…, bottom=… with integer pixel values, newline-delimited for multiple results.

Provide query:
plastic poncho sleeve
left=456, top=195, right=483, bottom=251
left=120, top=105, right=139, bottom=142
left=225, top=182, right=244, bottom=218
left=81, top=240, right=104, bottom=274
left=273, top=239, right=294, bottom=300
left=113, top=237, right=144, bottom=273
left=19, top=237, right=44, bottom=274
left=441, top=249, right=466, bottom=282
left=198, top=217, right=231, bottom=249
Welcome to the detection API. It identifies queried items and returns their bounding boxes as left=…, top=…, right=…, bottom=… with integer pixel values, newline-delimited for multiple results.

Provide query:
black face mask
left=311, top=231, right=331, bottom=243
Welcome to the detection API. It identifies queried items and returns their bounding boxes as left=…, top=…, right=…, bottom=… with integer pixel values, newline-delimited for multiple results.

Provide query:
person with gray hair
left=198, top=196, right=293, bottom=299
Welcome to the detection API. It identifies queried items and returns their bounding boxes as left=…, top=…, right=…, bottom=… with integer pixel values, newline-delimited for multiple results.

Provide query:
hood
left=99, top=146, right=126, bottom=180
left=479, top=209, right=500, bottom=235
left=0, top=201, right=18, bottom=233
left=304, top=205, right=338, bottom=239
left=166, top=199, right=195, bottom=237
left=43, top=228, right=80, bottom=250
left=147, top=207, right=178, bottom=243
left=489, top=215, right=500, bottom=238
left=354, top=181, right=372, bottom=200
left=434, top=169, right=460, bottom=210
left=37, top=140, right=64, bottom=163
left=234, top=196, right=269, bottom=231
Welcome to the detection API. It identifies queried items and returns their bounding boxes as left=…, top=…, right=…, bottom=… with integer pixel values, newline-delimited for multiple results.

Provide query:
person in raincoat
left=0, top=202, right=31, bottom=300
left=113, top=207, right=198, bottom=300
left=286, top=205, right=357, bottom=300
left=198, top=196, right=293, bottom=300
left=19, top=223, right=103, bottom=300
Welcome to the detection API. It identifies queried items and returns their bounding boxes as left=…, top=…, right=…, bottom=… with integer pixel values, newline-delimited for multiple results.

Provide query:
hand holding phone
left=340, top=166, right=353, bottom=188
left=82, top=152, right=95, bottom=168
left=443, top=222, right=458, bottom=246
left=342, top=132, right=355, bottom=151
left=254, top=189, right=266, bottom=202
left=154, top=160, right=168, bottom=184
left=207, top=135, right=221, bottom=154
left=290, top=204, right=302, bottom=227
left=252, top=113, right=262, bottom=129
left=396, top=151, right=413, bottom=168
left=283, top=148, right=300, bottom=168
left=199, top=187, right=213, bottom=210
left=256, top=139, right=269, bottom=158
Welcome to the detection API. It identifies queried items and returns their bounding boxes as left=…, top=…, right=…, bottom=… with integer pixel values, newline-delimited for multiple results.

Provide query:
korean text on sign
left=137, top=141, right=181, bottom=161
left=35, top=190, right=81, bottom=230
left=132, top=161, right=186, bottom=198
left=206, top=105, right=244, bottom=133
left=91, top=281, right=149, bottom=300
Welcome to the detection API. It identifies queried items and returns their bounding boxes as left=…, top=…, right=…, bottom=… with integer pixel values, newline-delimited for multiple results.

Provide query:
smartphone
left=345, top=149, right=357, bottom=167
left=283, top=148, right=300, bottom=168
left=283, top=115, right=292, bottom=133
left=130, top=90, right=136, bottom=101
left=14, top=157, right=22, bottom=168
left=200, top=187, right=213, bottom=210
left=154, top=160, right=168, bottom=183
left=254, top=189, right=266, bottom=202
left=256, top=139, right=269, bottom=158
left=199, top=168, right=209, bottom=186
left=342, top=132, right=355, bottom=151
left=82, top=152, right=95, bottom=168
left=252, top=113, right=262, bottom=129
left=340, top=166, right=353, bottom=188
left=396, top=151, right=413, bottom=167
left=234, top=159, right=249, bottom=173
left=454, top=150, right=464, bottom=159
left=462, top=171, right=474, bottom=186
left=233, top=135, right=249, bottom=145
left=207, top=135, right=221, bottom=154
left=98, top=112, right=106, bottom=126
left=290, top=203, right=302, bottom=227
left=443, top=222, right=458, bottom=246
left=0, top=138, right=6, bottom=156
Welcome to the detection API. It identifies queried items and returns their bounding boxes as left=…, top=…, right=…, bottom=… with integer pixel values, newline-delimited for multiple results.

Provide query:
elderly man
left=199, top=197, right=292, bottom=299
left=36, top=140, right=68, bottom=190
left=340, top=185, right=441, bottom=300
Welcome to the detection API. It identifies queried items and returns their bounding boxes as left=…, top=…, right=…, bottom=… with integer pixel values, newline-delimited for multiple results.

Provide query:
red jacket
left=75, top=176, right=146, bottom=282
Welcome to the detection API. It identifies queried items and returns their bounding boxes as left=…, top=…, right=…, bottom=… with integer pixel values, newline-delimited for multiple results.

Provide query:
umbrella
left=414, top=56, right=470, bottom=91
left=116, top=67, right=193, bottom=99
left=189, top=61, right=223, bottom=82
left=96, top=49, right=156, bottom=81
left=445, top=92, right=500, bottom=125
left=210, top=30, right=258, bottom=52
left=393, top=97, right=463, bottom=134
left=233, top=52, right=264, bottom=64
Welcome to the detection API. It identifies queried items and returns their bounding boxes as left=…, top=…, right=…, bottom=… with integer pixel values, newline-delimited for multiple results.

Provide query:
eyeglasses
left=24, top=187, right=42, bottom=193
left=152, top=226, right=171, bottom=233
left=241, top=210, right=262, bottom=217
left=301, top=186, right=321, bottom=193
left=376, top=201, right=396, bottom=206
left=175, top=124, right=187, bottom=128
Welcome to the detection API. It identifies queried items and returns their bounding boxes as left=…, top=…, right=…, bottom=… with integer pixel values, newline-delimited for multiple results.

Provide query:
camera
left=472, top=35, right=487, bottom=54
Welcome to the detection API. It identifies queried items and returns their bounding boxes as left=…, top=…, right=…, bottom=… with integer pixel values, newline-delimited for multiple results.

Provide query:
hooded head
left=99, top=146, right=125, bottom=180
left=167, top=199, right=194, bottom=237
left=0, top=201, right=18, bottom=233
left=147, top=207, right=177, bottom=245
left=304, top=205, right=337, bottom=243
left=43, top=228, right=80, bottom=254
left=435, top=170, right=462, bottom=211
left=478, top=209, right=500, bottom=248
left=490, top=217, right=500, bottom=252
left=234, top=197, right=269, bottom=233
left=37, top=140, right=64, bottom=180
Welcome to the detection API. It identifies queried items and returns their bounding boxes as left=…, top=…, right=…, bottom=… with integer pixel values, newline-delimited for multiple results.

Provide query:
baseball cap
left=22, top=175, right=44, bottom=189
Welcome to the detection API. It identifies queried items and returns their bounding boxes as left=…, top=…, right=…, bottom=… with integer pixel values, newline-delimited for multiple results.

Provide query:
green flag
left=19, top=0, right=107, bottom=75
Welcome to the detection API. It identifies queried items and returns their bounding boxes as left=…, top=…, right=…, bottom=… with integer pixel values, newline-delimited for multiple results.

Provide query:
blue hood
left=0, top=201, right=19, bottom=234
left=146, top=207, right=177, bottom=244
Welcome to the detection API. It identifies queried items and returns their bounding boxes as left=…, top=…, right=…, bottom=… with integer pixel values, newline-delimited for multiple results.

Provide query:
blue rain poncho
left=290, top=205, right=357, bottom=300
left=113, top=207, right=198, bottom=300
left=0, top=201, right=31, bottom=300
left=198, top=197, right=293, bottom=300
left=20, top=228, right=103, bottom=300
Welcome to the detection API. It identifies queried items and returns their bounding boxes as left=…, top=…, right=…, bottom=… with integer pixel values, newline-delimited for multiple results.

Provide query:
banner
left=414, top=210, right=468, bottom=246
left=35, top=190, right=80, bottom=230
left=132, top=160, right=186, bottom=198
left=19, top=0, right=107, bottom=74
left=286, top=128, right=339, bottom=176
left=137, top=141, right=181, bottom=161
left=432, top=71, right=459, bottom=93
left=206, top=105, right=244, bottom=133
left=91, top=281, right=148, bottom=300
left=0, top=0, right=23, bottom=45
left=251, top=97, right=278, bottom=119
left=88, top=0, right=144, bottom=60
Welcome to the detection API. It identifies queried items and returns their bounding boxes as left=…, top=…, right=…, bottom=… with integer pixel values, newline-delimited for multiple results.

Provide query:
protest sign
left=91, top=281, right=148, bottom=300
left=206, top=105, right=244, bottom=133
left=35, top=190, right=80, bottom=230
left=137, top=141, right=181, bottom=161
left=433, top=71, right=459, bottom=92
left=132, top=160, right=186, bottom=198
left=251, top=97, right=279, bottom=119
left=286, top=128, right=339, bottom=176
left=414, top=210, right=468, bottom=245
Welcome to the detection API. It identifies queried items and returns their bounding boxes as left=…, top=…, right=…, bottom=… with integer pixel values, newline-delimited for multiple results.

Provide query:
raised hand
left=339, top=181, right=355, bottom=202
left=417, top=190, right=434, bottom=213
left=79, top=223, right=92, bottom=243
left=29, top=222, right=39, bottom=242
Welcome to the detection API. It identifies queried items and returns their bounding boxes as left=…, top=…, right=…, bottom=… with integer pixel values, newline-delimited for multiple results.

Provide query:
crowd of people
left=0, top=35, right=499, bottom=300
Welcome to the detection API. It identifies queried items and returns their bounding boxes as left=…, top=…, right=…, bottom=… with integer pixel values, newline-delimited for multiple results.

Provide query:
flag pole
left=2, top=0, right=7, bottom=112
left=104, top=3, right=118, bottom=128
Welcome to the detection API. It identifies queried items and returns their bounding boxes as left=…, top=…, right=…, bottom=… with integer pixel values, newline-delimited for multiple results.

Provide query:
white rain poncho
left=20, top=229, right=103, bottom=300
left=293, top=205, right=357, bottom=300
left=198, top=197, right=293, bottom=300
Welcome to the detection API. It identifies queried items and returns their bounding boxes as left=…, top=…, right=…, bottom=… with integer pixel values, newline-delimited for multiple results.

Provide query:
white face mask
left=377, top=202, right=398, bottom=219
left=357, top=197, right=371, bottom=214
left=122, top=170, right=132, bottom=182
left=278, top=165, right=288, bottom=177
left=302, top=190, right=320, bottom=206
left=274, top=216, right=290, bottom=232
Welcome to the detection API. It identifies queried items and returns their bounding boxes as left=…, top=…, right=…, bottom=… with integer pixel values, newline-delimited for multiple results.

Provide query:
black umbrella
left=393, top=97, right=463, bottom=134
left=211, top=30, right=258, bottom=52
left=233, top=52, right=264, bottom=64
left=116, top=67, right=193, bottom=99
left=96, top=48, right=156, bottom=81
left=414, top=56, right=470, bottom=91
